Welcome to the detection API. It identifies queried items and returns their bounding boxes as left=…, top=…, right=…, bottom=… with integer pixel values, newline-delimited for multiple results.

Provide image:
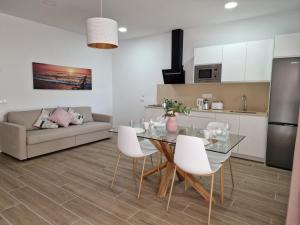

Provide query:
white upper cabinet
left=274, top=33, right=300, bottom=58
left=221, top=42, right=247, bottom=82
left=194, top=45, right=223, bottom=65
left=245, top=39, right=274, bottom=82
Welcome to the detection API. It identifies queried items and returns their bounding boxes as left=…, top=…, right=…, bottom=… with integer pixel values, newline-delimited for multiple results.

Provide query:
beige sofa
left=0, top=107, right=112, bottom=160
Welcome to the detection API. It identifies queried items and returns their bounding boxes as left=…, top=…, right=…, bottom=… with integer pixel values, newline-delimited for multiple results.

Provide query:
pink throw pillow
left=49, top=108, right=72, bottom=128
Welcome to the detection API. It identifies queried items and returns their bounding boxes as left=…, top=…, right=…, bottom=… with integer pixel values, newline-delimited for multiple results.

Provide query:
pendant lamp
left=86, top=0, right=118, bottom=49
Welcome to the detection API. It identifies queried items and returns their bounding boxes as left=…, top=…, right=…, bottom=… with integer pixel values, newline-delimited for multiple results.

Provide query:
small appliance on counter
left=196, top=98, right=204, bottom=110
left=211, top=101, right=224, bottom=110
left=202, top=99, right=210, bottom=110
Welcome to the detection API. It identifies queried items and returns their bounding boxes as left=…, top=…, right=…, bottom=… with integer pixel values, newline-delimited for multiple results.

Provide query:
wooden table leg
left=157, top=162, right=175, bottom=198
left=150, top=139, right=213, bottom=201
left=143, top=162, right=167, bottom=177
left=176, top=168, right=211, bottom=201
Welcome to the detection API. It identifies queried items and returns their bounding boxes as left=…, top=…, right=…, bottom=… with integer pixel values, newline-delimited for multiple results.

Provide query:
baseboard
left=231, top=152, right=265, bottom=163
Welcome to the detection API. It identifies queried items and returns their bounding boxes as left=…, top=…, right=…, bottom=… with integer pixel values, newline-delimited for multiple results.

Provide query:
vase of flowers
left=162, top=99, right=191, bottom=133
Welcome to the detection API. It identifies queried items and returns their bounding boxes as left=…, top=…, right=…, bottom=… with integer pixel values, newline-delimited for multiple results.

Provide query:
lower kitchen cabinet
left=144, top=107, right=164, bottom=121
left=144, top=107, right=268, bottom=161
left=215, top=113, right=240, bottom=153
left=177, top=114, right=215, bottom=129
left=238, top=115, right=268, bottom=160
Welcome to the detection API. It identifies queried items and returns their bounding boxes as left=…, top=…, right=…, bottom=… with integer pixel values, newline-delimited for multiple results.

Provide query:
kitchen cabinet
left=194, top=45, right=223, bottom=65
left=144, top=107, right=268, bottom=161
left=178, top=111, right=215, bottom=129
left=177, top=115, right=214, bottom=129
left=194, top=39, right=274, bottom=82
left=274, top=33, right=300, bottom=58
left=144, top=107, right=164, bottom=121
left=238, top=115, right=268, bottom=160
left=215, top=113, right=240, bottom=153
left=245, top=39, right=274, bottom=82
left=221, top=43, right=247, bottom=82
left=177, top=113, right=215, bottom=129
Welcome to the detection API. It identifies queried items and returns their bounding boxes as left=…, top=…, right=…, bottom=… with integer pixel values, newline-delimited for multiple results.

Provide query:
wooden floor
left=0, top=136, right=291, bottom=225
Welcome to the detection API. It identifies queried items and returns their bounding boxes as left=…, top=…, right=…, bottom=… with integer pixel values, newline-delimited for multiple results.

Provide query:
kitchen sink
left=229, top=110, right=257, bottom=114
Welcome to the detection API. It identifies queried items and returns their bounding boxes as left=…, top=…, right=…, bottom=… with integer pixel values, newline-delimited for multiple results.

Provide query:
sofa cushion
left=33, top=109, right=58, bottom=129
left=67, top=108, right=84, bottom=125
left=69, top=107, right=93, bottom=123
left=27, top=122, right=111, bottom=145
left=50, top=108, right=72, bottom=127
left=8, top=110, right=42, bottom=130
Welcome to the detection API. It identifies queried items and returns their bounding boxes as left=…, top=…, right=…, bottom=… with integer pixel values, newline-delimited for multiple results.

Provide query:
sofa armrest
left=92, top=113, right=113, bottom=124
left=0, top=122, right=27, bottom=160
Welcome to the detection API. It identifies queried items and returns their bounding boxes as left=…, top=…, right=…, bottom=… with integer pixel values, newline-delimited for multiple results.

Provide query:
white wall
left=113, top=9, right=300, bottom=126
left=112, top=33, right=171, bottom=126
left=0, top=13, right=113, bottom=122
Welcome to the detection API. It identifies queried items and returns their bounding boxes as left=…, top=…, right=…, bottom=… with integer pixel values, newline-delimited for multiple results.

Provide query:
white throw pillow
left=67, top=108, right=84, bottom=125
left=33, top=109, right=59, bottom=129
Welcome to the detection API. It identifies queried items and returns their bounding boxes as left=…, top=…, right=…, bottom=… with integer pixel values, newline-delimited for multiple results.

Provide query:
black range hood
left=162, top=29, right=185, bottom=84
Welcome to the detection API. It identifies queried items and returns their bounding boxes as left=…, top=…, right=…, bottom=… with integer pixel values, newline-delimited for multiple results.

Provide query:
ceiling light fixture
left=224, top=1, right=238, bottom=9
left=118, top=27, right=127, bottom=33
left=86, top=0, right=118, bottom=49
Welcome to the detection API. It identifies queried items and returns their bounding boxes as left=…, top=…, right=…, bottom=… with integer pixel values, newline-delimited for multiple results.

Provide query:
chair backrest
left=207, top=121, right=226, bottom=130
left=118, top=126, right=144, bottom=157
left=174, top=135, right=212, bottom=175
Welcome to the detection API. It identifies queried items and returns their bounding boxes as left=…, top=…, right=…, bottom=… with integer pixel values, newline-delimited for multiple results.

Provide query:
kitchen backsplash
left=157, top=83, right=270, bottom=112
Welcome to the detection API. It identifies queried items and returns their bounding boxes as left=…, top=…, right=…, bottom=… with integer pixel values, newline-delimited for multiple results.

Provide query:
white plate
left=134, top=128, right=145, bottom=134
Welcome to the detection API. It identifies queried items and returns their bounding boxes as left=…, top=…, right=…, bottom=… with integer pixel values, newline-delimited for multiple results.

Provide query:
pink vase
left=166, top=116, right=178, bottom=133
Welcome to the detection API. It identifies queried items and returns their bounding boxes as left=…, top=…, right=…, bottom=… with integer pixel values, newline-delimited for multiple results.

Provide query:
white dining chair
left=166, top=135, right=222, bottom=225
left=111, top=126, right=159, bottom=198
left=206, top=122, right=234, bottom=191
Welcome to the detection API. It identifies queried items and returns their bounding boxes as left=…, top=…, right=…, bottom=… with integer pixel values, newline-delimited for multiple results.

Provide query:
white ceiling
left=0, top=0, right=300, bottom=40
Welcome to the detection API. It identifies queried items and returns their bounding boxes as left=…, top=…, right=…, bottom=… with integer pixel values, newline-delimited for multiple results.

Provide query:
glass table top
left=110, top=126, right=245, bottom=154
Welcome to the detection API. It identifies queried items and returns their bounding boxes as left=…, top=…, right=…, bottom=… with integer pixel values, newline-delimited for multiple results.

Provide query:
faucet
left=242, top=94, right=247, bottom=111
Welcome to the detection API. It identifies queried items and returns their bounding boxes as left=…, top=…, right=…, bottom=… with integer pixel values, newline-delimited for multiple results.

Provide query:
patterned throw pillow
left=67, top=108, right=84, bottom=125
left=33, top=109, right=59, bottom=129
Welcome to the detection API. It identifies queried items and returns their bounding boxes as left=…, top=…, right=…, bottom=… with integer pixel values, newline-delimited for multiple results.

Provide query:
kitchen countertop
left=145, top=105, right=268, bottom=117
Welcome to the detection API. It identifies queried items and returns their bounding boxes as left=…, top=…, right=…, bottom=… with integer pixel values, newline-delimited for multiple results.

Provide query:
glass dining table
left=110, top=126, right=245, bottom=201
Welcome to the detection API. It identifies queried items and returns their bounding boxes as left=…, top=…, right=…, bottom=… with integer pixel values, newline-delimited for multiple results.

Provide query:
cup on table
left=203, top=129, right=210, bottom=139
left=129, top=120, right=135, bottom=127
left=143, top=122, right=150, bottom=130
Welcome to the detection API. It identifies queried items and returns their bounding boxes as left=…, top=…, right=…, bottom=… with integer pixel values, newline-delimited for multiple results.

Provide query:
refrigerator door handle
left=269, top=122, right=298, bottom=127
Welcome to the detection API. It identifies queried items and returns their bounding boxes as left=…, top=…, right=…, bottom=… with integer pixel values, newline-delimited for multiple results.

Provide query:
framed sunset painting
left=32, top=63, right=92, bottom=90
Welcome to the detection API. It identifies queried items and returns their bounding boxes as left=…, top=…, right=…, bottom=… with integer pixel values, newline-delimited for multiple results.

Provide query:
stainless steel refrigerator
left=266, top=57, right=300, bottom=170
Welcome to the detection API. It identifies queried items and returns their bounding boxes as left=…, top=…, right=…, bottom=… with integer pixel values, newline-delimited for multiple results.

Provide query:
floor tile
left=10, top=186, right=78, bottom=225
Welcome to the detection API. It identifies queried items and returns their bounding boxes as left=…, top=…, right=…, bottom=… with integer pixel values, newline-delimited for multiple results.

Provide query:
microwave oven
left=194, top=64, right=222, bottom=83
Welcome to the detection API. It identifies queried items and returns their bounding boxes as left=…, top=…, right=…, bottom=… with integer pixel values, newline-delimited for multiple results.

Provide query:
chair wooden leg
left=111, top=153, right=121, bottom=188
left=150, top=155, right=154, bottom=167
left=184, top=173, right=188, bottom=192
left=137, top=156, right=147, bottom=199
left=208, top=174, right=215, bottom=225
left=220, top=164, right=224, bottom=204
left=132, top=158, right=137, bottom=178
left=229, top=157, right=234, bottom=188
left=166, top=166, right=177, bottom=211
